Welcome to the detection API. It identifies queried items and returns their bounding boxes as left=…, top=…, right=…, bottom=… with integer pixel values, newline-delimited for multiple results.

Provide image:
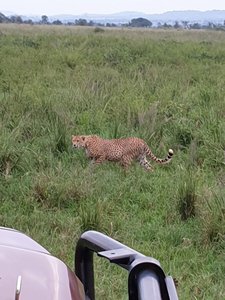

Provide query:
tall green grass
left=0, top=24, right=225, bottom=299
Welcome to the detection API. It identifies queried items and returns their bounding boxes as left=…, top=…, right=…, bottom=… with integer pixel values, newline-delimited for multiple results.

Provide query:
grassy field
left=0, top=24, right=225, bottom=299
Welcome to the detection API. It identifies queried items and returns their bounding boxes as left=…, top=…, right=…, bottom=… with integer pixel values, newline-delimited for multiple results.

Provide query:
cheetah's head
left=72, top=135, right=87, bottom=149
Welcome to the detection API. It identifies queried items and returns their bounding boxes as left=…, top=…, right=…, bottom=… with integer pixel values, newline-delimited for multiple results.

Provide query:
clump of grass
left=41, top=102, right=69, bottom=155
left=177, top=170, right=197, bottom=220
left=78, top=199, right=109, bottom=232
left=200, top=190, right=225, bottom=246
left=136, top=102, right=159, bottom=137
left=0, top=136, right=22, bottom=177
left=33, top=173, right=86, bottom=209
left=175, top=127, right=193, bottom=150
left=94, top=27, right=105, bottom=33
left=0, top=152, right=19, bottom=177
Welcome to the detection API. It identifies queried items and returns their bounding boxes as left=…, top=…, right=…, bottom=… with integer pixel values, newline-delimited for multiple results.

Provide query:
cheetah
left=72, top=135, right=173, bottom=171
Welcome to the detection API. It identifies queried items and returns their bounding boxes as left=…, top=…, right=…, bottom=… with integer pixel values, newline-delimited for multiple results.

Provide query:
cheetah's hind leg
left=138, top=155, right=154, bottom=172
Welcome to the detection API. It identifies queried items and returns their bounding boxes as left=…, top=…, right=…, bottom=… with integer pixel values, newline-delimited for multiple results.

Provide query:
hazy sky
left=2, top=0, right=225, bottom=16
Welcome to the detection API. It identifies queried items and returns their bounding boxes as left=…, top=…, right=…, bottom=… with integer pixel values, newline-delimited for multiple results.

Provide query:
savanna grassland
left=0, top=24, right=225, bottom=299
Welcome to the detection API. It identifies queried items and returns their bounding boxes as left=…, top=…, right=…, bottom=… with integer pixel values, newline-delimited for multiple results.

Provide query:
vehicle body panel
left=0, top=227, right=84, bottom=300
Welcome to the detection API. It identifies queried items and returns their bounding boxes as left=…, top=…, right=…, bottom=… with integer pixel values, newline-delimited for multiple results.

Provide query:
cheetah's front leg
left=93, top=156, right=106, bottom=165
left=120, top=156, right=132, bottom=170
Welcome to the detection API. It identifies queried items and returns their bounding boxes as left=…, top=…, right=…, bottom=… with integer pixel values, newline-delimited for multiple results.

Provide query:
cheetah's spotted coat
left=72, top=135, right=173, bottom=171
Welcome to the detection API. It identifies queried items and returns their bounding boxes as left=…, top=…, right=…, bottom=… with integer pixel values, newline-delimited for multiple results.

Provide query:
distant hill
left=0, top=12, right=10, bottom=22
left=46, top=10, right=225, bottom=25
left=2, top=10, right=225, bottom=25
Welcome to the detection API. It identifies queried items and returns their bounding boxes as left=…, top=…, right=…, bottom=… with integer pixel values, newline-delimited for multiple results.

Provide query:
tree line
left=1, top=12, right=225, bottom=30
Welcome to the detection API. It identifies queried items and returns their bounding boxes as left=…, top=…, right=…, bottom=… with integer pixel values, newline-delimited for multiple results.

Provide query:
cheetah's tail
left=146, top=148, right=174, bottom=164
